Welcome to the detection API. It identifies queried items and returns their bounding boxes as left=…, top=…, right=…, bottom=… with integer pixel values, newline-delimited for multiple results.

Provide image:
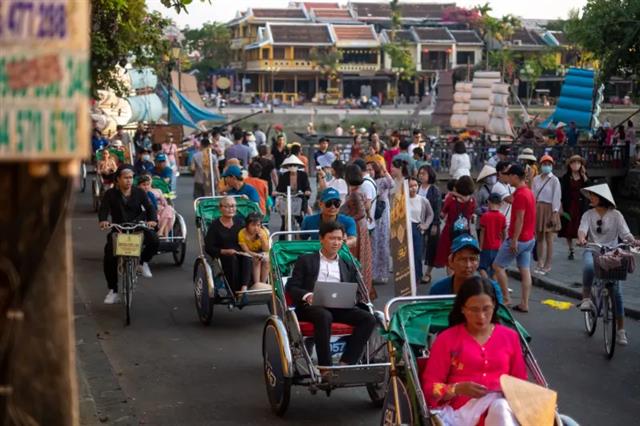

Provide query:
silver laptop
left=313, top=281, right=358, bottom=309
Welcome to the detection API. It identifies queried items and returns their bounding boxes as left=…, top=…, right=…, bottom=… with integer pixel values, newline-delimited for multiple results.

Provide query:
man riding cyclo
left=286, top=221, right=377, bottom=367
left=430, top=234, right=504, bottom=304
left=98, top=165, right=159, bottom=304
left=301, top=188, right=357, bottom=248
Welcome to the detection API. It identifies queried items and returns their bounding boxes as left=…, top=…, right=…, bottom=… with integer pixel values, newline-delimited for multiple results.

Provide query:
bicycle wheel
left=583, top=294, right=597, bottom=337
left=80, top=162, right=87, bottom=192
left=602, top=286, right=616, bottom=359
left=123, top=258, right=135, bottom=326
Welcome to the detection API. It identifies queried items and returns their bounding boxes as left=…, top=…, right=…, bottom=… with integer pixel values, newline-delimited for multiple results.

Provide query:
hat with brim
left=110, top=139, right=124, bottom=148
left=517, top=148, right=537, bottom=162
left=540, top=154, right=554, bottom=165
left=221, top=165, right=243, bottom=178
left=320, top=188, right=341, bottom=203
left=566, top=155, right=586, bottom=166
left=500, top=375, right=557, bottom=426
left=580, top=183, right=616, bottom=207
left=282, top=155, right=305, bottom=167
left=476, top=165, right=497, bottom=182
left=556, top=122, right=566, bottom=129
left=450, top=234, right=480, bottom=254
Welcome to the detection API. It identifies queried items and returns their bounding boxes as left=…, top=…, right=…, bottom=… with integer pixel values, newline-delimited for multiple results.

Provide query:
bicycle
left=582, top=242, right=632, bottom=359
left=273, top=190, right=306, bottom=233
left=105, top=223, right=149, bottom=326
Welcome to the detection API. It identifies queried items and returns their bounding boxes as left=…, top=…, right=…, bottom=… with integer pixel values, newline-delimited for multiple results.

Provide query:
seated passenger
left=134, top=148, right=155, bottom=176
left=421, top=277, right=527, bottom=426
left=287, top=221, right=377, bottom=367
left=238, top=212, right=270, bottom=286
left=204, top=196, right=251, bottom=299
left=137, top=174, right=175, bottom=238
left=222, top=165, right=261, bottom=205
left=153, top=153, right=173, bottom=184
left=300, top=188, right=357, bottom=248
left=97, top=149, right=118, bottom=186
left=430, top=234, right=504, bottom=304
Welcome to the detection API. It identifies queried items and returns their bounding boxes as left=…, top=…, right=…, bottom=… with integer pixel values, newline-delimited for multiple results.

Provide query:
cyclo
left=192, top=196, right=272, bottom=325
left=146, top=175, right=187, bottom=266
left=380, top=295, right=578, bottom=425
left=262, top=231, right=389, bottom=416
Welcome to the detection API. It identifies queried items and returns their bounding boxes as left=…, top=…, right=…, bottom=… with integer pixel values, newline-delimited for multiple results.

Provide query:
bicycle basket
left=594, top=254, right=629, bottom=281
left=113, top=233, right=143, bottom=257
left=275, top=197, right=303, bottom=216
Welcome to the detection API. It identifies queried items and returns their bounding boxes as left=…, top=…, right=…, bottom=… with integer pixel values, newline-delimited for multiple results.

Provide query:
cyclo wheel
left=172, top=218, right=186, bottom=266
left=263, top=319, right=291, bottom=416
left=603, top=284, right=616, bottom=359
left=583, top=293, right=597, bottom=337
left=194, top=260, right=213, bottom=325
left=366, top=330, right=390, bottom=407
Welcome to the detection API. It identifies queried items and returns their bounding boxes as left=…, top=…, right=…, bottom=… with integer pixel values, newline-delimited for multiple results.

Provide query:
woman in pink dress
left=138, top=174, right=176, bottom=237
left=422, top=277, right=527, bottom=425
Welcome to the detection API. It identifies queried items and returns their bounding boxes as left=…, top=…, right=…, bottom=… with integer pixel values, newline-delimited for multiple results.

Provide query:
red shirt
left=384, top=148, right=400, bottom=172
left=509, top=185, right=536, bottom=241
left=479, top=210, right=506, bottom=250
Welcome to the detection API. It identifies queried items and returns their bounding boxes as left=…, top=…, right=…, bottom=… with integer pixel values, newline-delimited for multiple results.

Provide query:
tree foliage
left=182, top=22, right=232, bottom=78
left=384, top=0, right=415, bottom=79
left=521, top=53, right=558, bottom=105
left=160, top=0, right=211, bottom=14
left=91, top=0, right=172, bottom=96
left=565, top=0, right=640, bottom=84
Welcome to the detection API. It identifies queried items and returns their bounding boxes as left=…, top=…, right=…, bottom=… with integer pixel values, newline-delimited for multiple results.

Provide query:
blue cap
left=155, top=153, right=167, bottom=162
left=320, top=188, right=341, bottom=203
left=222, top=165, right=243, bottom=178
left=451, top=234, right=480, bottom=254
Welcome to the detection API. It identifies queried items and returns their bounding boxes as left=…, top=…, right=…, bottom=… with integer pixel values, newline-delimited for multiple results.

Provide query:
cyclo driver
left=98, top=165, right=159, bottom=304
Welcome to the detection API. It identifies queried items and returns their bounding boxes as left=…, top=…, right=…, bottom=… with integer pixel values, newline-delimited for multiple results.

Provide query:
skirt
left=535, top=202, right=560, bottom=233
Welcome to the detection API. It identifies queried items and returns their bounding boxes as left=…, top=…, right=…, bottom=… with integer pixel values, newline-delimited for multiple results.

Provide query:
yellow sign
left=0, top=0, right=90, bottom=161
left=216, top=77, right=231, bottom=90
left=390, top=180, right=416, bottom=297
left=114, top=233, right=143, bottom=257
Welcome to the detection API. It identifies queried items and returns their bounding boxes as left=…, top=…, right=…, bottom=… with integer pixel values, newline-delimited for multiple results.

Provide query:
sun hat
left=281, top=155, right=305, bottom=167
left=245, top=132, right=256, bottom=142
left=476, top=165, right=497, bottom=182
left=517, top=148, right=537, bottom=162
left=155, top=153, right=167, bottom=162
left=566, top=154, right=586, bottom=166
left=539, top=154, right=554, bottom=165
left=580, top=183, right=616, bottom=207
left=110, top=139, right=124, bottom=148
left=320, top=188, right=341, bottom=203
left=450, top=234, right=480, bottom=254
left=500, top=375, right=557, bottom=426
left=221, top=164, right=243, bottom=178
left=555, top=122, right=566, bottom=129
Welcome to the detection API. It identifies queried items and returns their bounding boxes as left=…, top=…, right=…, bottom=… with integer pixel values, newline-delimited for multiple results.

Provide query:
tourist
left=353, top=159, right=377, bottom=236
left=493, top=164, right=536, bottom=311
left=487, top=145, right=510, bottom=168
left=367, top=161, right=394, bottom=284
left=567, top=121, right=579, bottom=147
left=417, top=165, right=441, bottom=284
left=245, top=161, right=269, bottom=215
left=253, top=124, right=266, bottom=146
left=408, top=129, right=423, bottom=154
left=408, top=177, right=434, bottom=284
left=275, top=155, right=311, bottom=229
left=626, top=120, right=637, bottom=158
left=351, top=134, right=363, bottom=160
left=226, top=129, right=254, bottom=168
left=449, top=140, right=472, bottom=179
left=190, top=138, right=213, bottom=199
left=384, top=131, right=401, bottom=172
left=317, top=159, right=348, bottom=203
left=555, top=122, right=566, bottom=144
left=532, top=155, right=562, bottom=275
left=559, top=155, right=591, bottom=260
left=256, top=144, right=277, bottom=193
left=271, top=134, right=289, bottom=170
left=474, top=165, right=498, bottom=219
left=313, top=137, right=331, bottom=165
left=365, top=137, right=386, bottom=170
left=517, top=148, right=538, bottom=188
left=335, top=123, right=344, bottom=136
left=289, top=143, right=309, bottom=172
left=161, top=133, right=179, bottom=192
left=491, top=161, right=514, bottom=228
left=478, top=193, right=506, bottom=279
left=393, top=139, right=416, bottom=176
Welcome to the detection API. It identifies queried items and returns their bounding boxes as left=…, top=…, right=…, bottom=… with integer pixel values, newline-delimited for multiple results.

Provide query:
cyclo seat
left=284, top=289, right=354, bottom=337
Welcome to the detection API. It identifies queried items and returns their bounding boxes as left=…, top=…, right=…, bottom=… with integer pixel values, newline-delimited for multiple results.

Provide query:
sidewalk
left=506, top=241, right=640, bottom=319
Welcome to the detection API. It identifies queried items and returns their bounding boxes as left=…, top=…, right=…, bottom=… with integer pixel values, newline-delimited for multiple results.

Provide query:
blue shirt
left=228, top=183, right=261, bottom=204
left=392, top=152, right=416, bottom=175
left=134, top=160, right=155, bottom=176
left=429, top=275, right=504, bottom=304
left=153, top=166, right=173, bottom=181
left=300, top=213, right=357, bottom=239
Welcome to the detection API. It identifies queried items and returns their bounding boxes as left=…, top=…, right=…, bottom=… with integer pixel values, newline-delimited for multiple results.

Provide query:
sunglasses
left=324, top=199, right=341, bottom=208
left=596, top=219, right=603, bottom=234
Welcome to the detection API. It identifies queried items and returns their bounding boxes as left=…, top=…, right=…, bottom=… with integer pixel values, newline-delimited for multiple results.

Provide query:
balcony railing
left=230, top=37, right=252, bottom=50
left=245, top=59, right=317, bottom=71
left=337, top=63, right=379, bottom=72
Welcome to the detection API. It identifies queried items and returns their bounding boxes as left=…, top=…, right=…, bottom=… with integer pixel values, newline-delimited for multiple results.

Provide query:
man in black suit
left=287, top=221, right=377, bottom=366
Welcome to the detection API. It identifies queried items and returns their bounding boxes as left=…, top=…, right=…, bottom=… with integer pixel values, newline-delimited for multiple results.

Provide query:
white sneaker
left=138, top=262, right=153, bottom=278
left=617, top=329, right=628, bottom=346
left=104, top=290, right=121, bottom=304
left=579, top=298, right=593, bottom=311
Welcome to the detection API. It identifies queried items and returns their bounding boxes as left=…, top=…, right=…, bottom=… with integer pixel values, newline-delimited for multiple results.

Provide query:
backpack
left=365, top=177, right=387, bottom=220
left=451, top=200, right=471, bottom=239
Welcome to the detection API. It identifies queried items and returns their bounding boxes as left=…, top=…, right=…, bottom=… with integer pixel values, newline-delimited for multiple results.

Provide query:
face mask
left=541, top=165, right=553, bottom=174
left=142, top=154, right=150, bottom=161
left=485, top=175, right=497, bottom=186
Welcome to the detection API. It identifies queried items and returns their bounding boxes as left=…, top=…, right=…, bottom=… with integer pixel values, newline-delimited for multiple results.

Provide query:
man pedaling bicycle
left=98, top=165, right=159, bottom=304
left=577, top=184, right=639, bottom=345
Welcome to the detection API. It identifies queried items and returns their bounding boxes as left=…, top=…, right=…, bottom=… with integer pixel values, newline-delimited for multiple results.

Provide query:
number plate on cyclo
left=114, top=233, right=143, bottom=257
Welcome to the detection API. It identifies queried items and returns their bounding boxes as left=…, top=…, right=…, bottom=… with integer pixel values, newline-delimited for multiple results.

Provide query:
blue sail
left=174, top=88, right=225, bottom=123
left=168, top=96, right=199, bottom=129
left=540, top=68, right=596, bottom=130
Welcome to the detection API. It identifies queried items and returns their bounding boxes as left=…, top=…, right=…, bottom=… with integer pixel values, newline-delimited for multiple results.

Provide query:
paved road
left=75, top=176, right=640, bottom=425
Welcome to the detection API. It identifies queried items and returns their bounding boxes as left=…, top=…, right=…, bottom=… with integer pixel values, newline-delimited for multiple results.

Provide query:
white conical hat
left=501, top=375, right=557, bottom=426
left=580, top=183, right=616, bottom=207
left=476, top=165, right=497, bottom=182
left=281, top=155, right=305, bottom=167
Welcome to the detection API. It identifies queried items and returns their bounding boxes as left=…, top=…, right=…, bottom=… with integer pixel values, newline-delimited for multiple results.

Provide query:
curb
left=506, top=268, right=640, bottom=320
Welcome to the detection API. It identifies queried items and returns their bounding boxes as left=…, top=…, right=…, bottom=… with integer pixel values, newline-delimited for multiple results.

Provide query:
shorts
left=493, top=238, right=535, bottom=269
left=479, top=250, right=499, bottom=275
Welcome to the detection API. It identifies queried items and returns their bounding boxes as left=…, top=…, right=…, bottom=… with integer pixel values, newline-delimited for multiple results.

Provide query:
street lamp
left=167, top=44, right=182, bottom=123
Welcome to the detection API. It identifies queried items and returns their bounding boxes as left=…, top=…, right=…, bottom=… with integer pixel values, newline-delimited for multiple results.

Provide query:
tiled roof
left=400, top=3, right=455, bottom=19
left=449, top=30, right=483, bottom=44
left=382, top=29, right=416, bottom=44
left=351, top=2, right=390, bottom=18
left=510, top=28, right=545, bottom=46
left=333, top=25, right=376, bottom=41
left=270, top=24, right=333, bottom=44
left=303, top=2, right=340, bottom=9
left=312, top=8, right=353, bottom=19
left=252, top=8, right=307, bottom=19
left=414, top=27, right=454, bottom=42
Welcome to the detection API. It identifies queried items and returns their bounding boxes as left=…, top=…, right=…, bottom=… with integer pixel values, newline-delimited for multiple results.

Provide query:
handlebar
left=583, top=242, right=633, bottom=253
left=103, top=222, right=150, bottom=232
left=272, top=191, right=305, bottom=197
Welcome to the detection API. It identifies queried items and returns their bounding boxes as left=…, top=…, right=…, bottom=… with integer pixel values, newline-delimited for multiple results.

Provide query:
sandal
left=512, top=305, right=529, bottom=313
left=421, top=274, right=432, bottom=284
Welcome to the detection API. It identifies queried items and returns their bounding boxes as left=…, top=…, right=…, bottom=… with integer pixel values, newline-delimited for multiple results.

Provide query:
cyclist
left=98, top=165, right=159, bottom=304
left=577, top=183, right=639, bottom=345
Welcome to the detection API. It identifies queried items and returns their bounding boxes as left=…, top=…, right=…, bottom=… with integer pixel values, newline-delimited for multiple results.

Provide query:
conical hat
left=281, top=155, right=305, bottom=167
left=500, top=375, right=557, bottom=426
left=580, top=183, right=616, bottom=207
left=477, top=165, right=497, bottom=182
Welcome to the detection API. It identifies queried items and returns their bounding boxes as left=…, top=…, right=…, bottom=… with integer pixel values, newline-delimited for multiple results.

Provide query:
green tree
left=183, top=22, right=232, bottom=78
left=565, top=0, right=640, bottom=86
left=160, top=0, right=211, bottom=14
left=91, top=0, right=172, bottom=96
left=520, top=53, right=558, bottom=105
left=310, top=48, right=343, bottom=91
left=384, top=0, right=415, bottom=79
